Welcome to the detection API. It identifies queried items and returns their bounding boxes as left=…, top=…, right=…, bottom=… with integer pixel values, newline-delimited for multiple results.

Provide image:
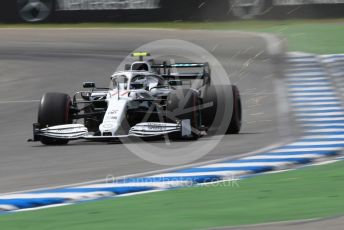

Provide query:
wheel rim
left=17, top=0, right=53, bottom=22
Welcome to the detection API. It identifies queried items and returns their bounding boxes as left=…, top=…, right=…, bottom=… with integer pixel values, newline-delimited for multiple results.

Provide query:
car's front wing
left=29, top=121, right=192, bottom=142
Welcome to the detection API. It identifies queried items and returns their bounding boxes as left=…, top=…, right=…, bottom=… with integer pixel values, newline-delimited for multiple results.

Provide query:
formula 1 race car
left=29, top=52, right=242, bottom=145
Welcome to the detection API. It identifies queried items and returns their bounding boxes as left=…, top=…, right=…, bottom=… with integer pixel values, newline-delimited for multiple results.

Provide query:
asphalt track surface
left=0, top=28, right=286, bottom=193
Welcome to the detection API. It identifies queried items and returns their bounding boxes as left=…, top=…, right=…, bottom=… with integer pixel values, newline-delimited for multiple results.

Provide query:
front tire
left=166, top=89, right=200, bottom=140
left=38, top=92, right=71, bottom=145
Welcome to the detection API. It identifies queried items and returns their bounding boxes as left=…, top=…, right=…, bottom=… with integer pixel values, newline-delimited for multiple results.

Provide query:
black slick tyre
left=38, top=92, right=71, bottom=145
left=226, top=85, right=242, bottom=134
left=166, top=89, right=200, bottom=140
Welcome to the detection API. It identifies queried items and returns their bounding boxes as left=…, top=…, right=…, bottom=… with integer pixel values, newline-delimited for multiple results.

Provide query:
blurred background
left=1, top=0, right=344, bottom=23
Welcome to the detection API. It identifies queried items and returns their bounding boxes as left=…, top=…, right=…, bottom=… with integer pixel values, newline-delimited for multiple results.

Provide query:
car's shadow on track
left=29, top=132, right=262, bottom=147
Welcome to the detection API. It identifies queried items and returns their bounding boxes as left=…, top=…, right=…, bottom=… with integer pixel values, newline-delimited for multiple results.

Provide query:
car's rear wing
left=151, top=63, right=208, bottom=68
left=161, top=73, right=203, bottom=80
left=151, top=62, right=210, bottom=77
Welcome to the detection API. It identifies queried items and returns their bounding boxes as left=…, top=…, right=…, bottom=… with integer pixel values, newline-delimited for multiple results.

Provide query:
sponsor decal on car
left=146, top=123, right=167, bottom=131
left=107, top=109, right=118, bottom=115
left=56, top=0, right=161, bottom=11
left=102, top=123, right=114, bottom=129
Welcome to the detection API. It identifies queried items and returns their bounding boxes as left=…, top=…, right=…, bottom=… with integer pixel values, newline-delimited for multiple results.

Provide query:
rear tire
left=226, top=85, right=242, bottom=134
left=38, top=92, right=71, bottom=145
left=166, top=89, right=200, bottom=140
left=202, top=85, right=242, bottom=135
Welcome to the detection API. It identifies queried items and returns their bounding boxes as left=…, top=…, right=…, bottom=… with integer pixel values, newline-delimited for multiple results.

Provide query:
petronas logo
left=230, top=0, right=265, bottom=19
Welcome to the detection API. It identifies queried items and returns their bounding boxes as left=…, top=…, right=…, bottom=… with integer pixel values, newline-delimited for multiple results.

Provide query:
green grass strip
left=1, top=160, right=344, bottom=230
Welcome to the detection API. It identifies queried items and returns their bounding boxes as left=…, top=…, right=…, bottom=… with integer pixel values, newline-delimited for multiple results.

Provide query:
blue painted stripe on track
left=177, top=166, right=273, bottom=173
left=287, top=67, right=322, bottom=70
left=287, top=75, right=324, bottom=78
left=285, top=65, right=321, bottom=68
left=287, top=60, right=318, bottom=63
left=264, top=150, right=339, bottom=156
left=300, top=120, right=344, bottom=124
left=287, top=55, right=315, bottom=58
left=293, top=110, right=344, bottom=114
left=288, top=85, right=331, bottom=88
left=287, top=70, right=322, bottom=73
left=279, top=144, right=344, bottom=149
left=286, top=79, right=332, bottom=86
left=286, top=70, right=322, bottom=73
left=287, top=78, right=328, bottom=81
left=118, top=175, right=222, bottom=183
left=293, top=104, right=342, bottom=108
left=0, top=198, right=66, bottom=209
left=289, top=95, right=339, bottom=99
left=305, top=132, right=344, bottom=135
left=297, top=115, right=344, bottom=119
left=289, top=63, right=321, bottom=69
left=287, top=58, right=319, bottom=64
left=291, top=100, right=341, bottom=103
left=285, top=70, right=326, bottom=75
left=286, top=60, right=319, bottom=62
left=287, top=80, right=330, bottom=84
left=286, top=72, right=325, bottom=75
left=229, top=158, right=312, bottom=164
left=297, top=138, right=344, bottom=142
left=305, top=126, right=344, bottom=129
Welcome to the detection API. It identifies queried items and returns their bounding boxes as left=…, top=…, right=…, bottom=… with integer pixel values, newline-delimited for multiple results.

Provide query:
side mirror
left=83, top=82, right=96, bottom=88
